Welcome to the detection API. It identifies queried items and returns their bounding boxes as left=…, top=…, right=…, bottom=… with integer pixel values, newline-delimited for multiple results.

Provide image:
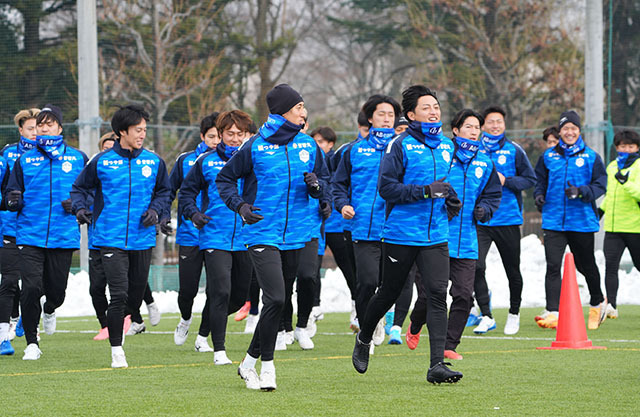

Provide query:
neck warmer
left=368, top=127, right=395, bottom=150
left=357, top=132, right=366, bottom=141
left=617, top=151, right=640, bottom=170
left=407, top=121, right=444, bottom=148
left=195, top=141, right=210, bottom=157
left=454, top=136, right=480, bottom=164
left=36, top=135, right=65, bottom=159
left=259, top=114, right=303, bottom=145
left=481, top=132, right=504, bottom=152
left=19, top=136, right=37, bottom=155
left=559, top=135, right=585, bottom=157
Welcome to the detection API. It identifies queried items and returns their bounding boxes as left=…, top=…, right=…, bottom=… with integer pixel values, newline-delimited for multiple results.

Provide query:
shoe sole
left=388, top=338, right=402, bottom=345
left=260, top=386, right=276, bottom=391
left=428, top=374, right=463, bottom=384
left=473, top=325, right=496, bottom=334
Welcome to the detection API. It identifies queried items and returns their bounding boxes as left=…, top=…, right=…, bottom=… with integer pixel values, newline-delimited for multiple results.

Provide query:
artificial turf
left=1, top=306, right=638, bottom=416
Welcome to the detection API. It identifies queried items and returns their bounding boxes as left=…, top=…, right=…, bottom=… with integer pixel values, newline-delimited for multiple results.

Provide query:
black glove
left=141, top=209, right=159, bottom=227
left=474, top=206, right=486, bottom=221
left=303, top=172, right=320, bottom=191
left=445, top=195, right=462, bottom=221
left=615, top=170, right=629, bottom=185
left=534, top=195, right=546, bottom=212
left=239, top=203, right=264, bottom=225
left=564, top=181, right=580, bottom=199
left=159, top=218, right=173, bottom=235
left=76, top=208, right=92, bottom=225
left=424, top=177, right=450, bottom=198
left=6, top=190, right=22, bottom=211
left=319, top=201, right=332, bottom=220
left=191, top=211, right=212, bottom=229
left=61, top=198, right=73, bottom=213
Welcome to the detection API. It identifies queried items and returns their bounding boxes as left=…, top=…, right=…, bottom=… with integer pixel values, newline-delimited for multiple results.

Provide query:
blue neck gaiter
left=195, top=141, right=210, bottom=157
left=559, top=135, right=585, bottom=157
left=368, top=127, right=395, bottom=150
left=36, top=135, right=65, bottom=159
left=407, top=121, right=444, bottom=148
left=481, top=132, right=504, bottom=152
left=19, top=136, right=37, bottom=155
left=224, top=144, right=239, bottom=159
left=454, top=136, right=479, bottom=164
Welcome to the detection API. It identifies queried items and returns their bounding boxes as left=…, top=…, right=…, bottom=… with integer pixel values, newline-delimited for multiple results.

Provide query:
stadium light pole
left=77, top=1, right=101, bottom=271
left=584, top=0, right=605, bottom=250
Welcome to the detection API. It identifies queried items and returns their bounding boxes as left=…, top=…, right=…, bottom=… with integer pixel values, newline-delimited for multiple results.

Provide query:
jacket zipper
left=457, top=163, right=469, bottom=258
left=427, top=148, right=435, bottom=242
left=45, top=162, right=53, bottom=247
left=283, top=145, right=291, bottom=244
left=231, top=215, right=237, bottom=249
left=366, top=151, right=384, bottom=240
left=125, top=158, right=132, bottom=248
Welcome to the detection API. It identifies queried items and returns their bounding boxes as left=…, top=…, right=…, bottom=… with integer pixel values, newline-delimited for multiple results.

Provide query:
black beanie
left=266, top=84, right=303, bottom=115
left=40, top=104, right=63, bottom=125
left=559, top=110, right=580, bottom=130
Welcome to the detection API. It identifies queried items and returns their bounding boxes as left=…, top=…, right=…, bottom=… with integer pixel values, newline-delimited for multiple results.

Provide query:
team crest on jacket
left=442, top=150, right=450, bottom=163
left=142, top=165, right=152, bottom=178
left=498, top=155, right=507, bottom=165
left=299, top=149, right=310, bottom=163
left=61, top=161, right=72, bottom=173
left=575, top=158, right=584, bottom=167
left=475, top=166, right=483, bottom=178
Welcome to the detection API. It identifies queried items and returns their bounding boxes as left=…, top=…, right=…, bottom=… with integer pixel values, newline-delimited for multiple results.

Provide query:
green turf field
left=1, top=306, right=638, bottom=416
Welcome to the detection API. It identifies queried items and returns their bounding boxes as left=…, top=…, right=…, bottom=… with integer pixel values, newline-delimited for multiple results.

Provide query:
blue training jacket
left=7, top=143, right=87, bottom=248
left=179, top=143, right=247, bottom=252
left=534, top=139, right=606, bottom=232
left=326, top=142, right=354, bottom=233
left=477, top=135, right=536, bottom=226
left=378, top=123, right=455, bottom=247
left=70, top=140, right=171, bottom=250
left=1, top=141, right=34, bottom=238
left=216, top=114, right=330, bottom=250
left=0, top=156, right=6, bottom=246
left=333, top=135, right=387, bottom=241
left=447, top=139, right=502, bottom=259
left=168, top=142, right=210, bottom=247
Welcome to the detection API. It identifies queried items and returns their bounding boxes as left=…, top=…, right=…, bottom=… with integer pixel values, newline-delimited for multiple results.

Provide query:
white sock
left=261, top=360, right=275, bottom=373
left=241, top=353, right=257, bottom=369
left=0, top=322, right=9, bottom=342
left=390, top=325, right=401, bottom=332
left=111, top=346, right=124, bottom=355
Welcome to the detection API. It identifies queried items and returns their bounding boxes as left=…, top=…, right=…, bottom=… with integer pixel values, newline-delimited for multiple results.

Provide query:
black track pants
left=325, top=232, right=357, bottom=300
left=393, top=264, right=415, bottom=327
left=89, top=249, right=108, bottom=328
left=353, top=240, right=382, bottom=322
left=0, top=237, right=21, bottom=324
left=604, top=232, right=640, bottom=308
left=178, top=245, right=210, bottom=337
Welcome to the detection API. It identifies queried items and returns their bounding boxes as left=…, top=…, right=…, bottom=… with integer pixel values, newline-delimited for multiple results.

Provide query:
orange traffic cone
left=537, top=253, right=606, bottom=350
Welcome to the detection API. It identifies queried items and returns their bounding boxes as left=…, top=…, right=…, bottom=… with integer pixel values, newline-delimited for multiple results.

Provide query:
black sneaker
left=352, top=333, right=370, bottom=374
left=427, top=362, right=463, bottom=384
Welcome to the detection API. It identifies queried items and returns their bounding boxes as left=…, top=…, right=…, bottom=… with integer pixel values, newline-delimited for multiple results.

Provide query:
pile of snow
left=57, top=234, right=640, bottom=317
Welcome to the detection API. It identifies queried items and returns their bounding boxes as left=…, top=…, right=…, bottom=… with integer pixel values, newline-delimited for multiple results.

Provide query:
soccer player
left=406, top=109, right=502, bottom=360
left=0, top=108, right=40, bottom=354
left=333, top=94, right=401, bottom=350
left=533, top=110, right=607, bottom=329
left=599, top=130, right=640, bottom=320
left=168, top=112, right=220, bottom=353
left=472, top=106, right=536, bottom=335
left=179, top=110, right=255, bottom=364
left=6, top=104, right=88, bottom=360
left=351, top=85, right=462, bottom=384
left=71, top=104, right=170, bottom=367
left=216, top=84, right=329, bottom=391
left=542, top=126, right=560, bottom=149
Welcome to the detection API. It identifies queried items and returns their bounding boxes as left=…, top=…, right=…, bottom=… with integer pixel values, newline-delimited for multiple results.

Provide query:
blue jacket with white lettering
left=477, top=136, right=536, bottom=226
left=216, top=114, right=330, bottom=250
left=534, top=139, right=606, bottom=232
left=333, top=136, right=387, bottom=241
left=447, top=140, right=502, bottom=259
left=326, top=142, right=354, bottom=233
left=0, top=156, right=6, bottom=246
left=378, top=123, right=455, bottom=247
left=1, top=140, right=37, bottom=238
left=70, top=140, right=171, bottom=250
left=179, top=143, right=247, bottom=252
left=7, top=143, right=87, bottom=248
left=168, top=142, right=210, bottom=247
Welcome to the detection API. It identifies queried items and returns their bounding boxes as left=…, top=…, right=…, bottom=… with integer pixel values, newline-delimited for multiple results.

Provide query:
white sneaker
left=23, top=343, right=42, bottom=360
left=174, top=318, right=191, bottom=345
left=194, top=335, right=213, bottom=353
left=473, top=316, right=497, bottom=334
left=274, top=331, right=287, bottom=351
left=369, top=343, right=375, bottom=355
left=606, top=303, right=619, bottom=319
left=238, top=364, right=260, bottom=390
left=294, top=327, right=314, bottom=350
left=147, top=302, right=161, bottom=326
left=111, top=352, right=128, bottom=368
left=214, top=350, right=232, bottom=365
left=9, top=317, right=17, bottom=341
left=284, top=330, right=294, bottom=345
left=43, top=312, right=56, bottom=335
left=306, top=316, right=317, bottom=339
left=372, top=319, right=385, bottom=346
left=260, top=369, right=277, bottom=391
left=126, top=321, right=146, bottom=335
left=311, top=305, right=324, bottom=321
left=244, top=314, right=259, bottom=334
left=504, top=313, right=520, bottom=335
